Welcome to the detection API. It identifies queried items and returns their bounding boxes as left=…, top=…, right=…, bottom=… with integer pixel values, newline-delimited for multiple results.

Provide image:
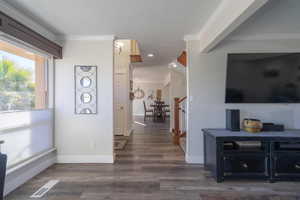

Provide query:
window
left=0, top=40, right=48, bottom=112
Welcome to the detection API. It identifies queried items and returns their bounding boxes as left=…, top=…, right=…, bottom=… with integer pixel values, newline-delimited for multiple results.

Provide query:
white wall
left=133, top=82, right=165, bottom=116
left=162, top=83, right=170, bottom=106
left=186, top=39, right=300, bottom=164
left=55, top=39, right=114, bottom=163
left=133, top=65, right=170, bottom=83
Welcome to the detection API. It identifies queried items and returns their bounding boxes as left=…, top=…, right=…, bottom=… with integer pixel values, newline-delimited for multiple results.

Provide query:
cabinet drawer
left=223, top=155, right=268, bottom=177
left=274, top=153, right=300, bottom=177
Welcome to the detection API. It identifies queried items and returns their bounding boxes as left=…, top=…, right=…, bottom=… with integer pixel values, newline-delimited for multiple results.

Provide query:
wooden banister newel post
left=173, top=97, right=180, bottom=145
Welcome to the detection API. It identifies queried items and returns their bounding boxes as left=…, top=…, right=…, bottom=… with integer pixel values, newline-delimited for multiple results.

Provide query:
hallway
left=6, top=118, right=300, bottom=200
left=115, top=116, right=184, bottom=164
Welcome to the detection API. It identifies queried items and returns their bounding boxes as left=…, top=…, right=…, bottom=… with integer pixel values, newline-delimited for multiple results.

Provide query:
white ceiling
left=228, top=0, right=300, bottom=40
left=4, top=0, right=221, bottom=67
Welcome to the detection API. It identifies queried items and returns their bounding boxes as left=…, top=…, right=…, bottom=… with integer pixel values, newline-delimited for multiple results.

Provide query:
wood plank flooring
left=6, top=117, right=300, bottom=200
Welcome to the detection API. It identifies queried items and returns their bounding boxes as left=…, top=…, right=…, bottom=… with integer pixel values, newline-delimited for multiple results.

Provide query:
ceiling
left=228, top=0, right=300, bottom=40
left=4, top=0, right=221, bottom=67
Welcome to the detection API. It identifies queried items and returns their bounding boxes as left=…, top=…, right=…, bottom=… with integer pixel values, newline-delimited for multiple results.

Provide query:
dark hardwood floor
left=6, top=116, right=300, bottom=200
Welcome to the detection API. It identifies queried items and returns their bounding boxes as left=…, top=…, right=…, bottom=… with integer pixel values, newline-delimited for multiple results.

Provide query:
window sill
left=0, top=108, right=51, bottom=115
left=6, top=148, right=56, bottom=175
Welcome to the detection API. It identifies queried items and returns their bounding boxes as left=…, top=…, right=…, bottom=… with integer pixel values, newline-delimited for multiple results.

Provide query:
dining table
left=150, top=101, right=169, bottom=122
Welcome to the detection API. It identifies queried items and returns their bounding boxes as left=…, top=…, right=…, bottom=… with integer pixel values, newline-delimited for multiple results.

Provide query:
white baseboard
left=185, top=155, right=204, bottom=164
left=4, top=151, right=56, bottom=196
left=56, top=155, right=114, bottom=163
left=133, top=114, right=144, bottom=116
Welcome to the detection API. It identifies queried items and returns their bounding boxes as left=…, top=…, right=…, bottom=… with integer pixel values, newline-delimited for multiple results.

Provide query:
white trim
left=199, top=0, right=268, bottom=53
left=186, top=42, right=191, bottom=162
left=185, top=155, right=204, bottom=164
left=6, top=148, right=56, bottom=175
left=4, top=151, right=56, bottom=196
left=58, top=35, right=115, bottom=41
left=228, top=33, right=300, bottom=41
left=133, top=114, right=144, bottom=116
left=185, top=0, right=268, bottom=52
left=56, top=155, right=114, bottom=163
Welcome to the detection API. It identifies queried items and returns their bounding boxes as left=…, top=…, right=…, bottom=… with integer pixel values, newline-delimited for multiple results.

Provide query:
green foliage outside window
left=0, top=60, right=35, bottom=111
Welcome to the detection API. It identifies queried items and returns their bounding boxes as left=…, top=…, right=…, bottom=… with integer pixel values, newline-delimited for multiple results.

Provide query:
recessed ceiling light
left=115, top=41, right=124, bottom=48
left=147, top=53, right=154, bottom=57
left=171, top=63, right=177, bottom=68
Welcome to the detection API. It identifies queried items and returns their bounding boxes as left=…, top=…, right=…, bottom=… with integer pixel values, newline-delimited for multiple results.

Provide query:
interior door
left=114, top=73, right=126, bottom=135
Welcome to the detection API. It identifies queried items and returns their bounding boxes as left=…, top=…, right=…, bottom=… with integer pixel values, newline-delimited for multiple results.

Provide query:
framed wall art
left=74, top=65, right=97, bottom=114
left=133, top=87, right=145, bottom=99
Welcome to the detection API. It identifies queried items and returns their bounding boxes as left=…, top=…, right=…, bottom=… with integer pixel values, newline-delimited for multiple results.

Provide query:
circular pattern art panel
left=80, top=77, right=92, bottom=88
left=81, top=93, right=92, bottom=103
left=75, top=65, right=97, bottom=114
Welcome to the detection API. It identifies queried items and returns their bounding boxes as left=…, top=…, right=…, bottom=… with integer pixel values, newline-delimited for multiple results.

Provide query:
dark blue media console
left=203, top=129, right=300, bottom=183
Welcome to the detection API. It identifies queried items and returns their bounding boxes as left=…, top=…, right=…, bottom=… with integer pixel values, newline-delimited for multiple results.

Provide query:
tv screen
left=226, top=53, right=300, bottom=103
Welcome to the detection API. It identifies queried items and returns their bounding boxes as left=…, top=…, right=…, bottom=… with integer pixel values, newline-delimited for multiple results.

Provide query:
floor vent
left=30, top=180, right=59, bottom=198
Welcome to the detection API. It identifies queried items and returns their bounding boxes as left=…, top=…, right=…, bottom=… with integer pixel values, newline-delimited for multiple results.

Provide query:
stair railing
left=172, top=96, right=187, bottom=145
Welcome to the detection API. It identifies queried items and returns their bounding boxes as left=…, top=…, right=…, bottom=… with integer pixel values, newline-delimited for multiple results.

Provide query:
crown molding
left=57, top=35, right=115, bottom=41
left=228, top=33, right=300, bottom=41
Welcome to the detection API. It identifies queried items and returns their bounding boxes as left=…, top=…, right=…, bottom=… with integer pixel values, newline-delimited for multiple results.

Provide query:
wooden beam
left=177, top=51, right=187, bottom=67
left=0, top=40, right=35, bottom=60
left=130, top=55, right=142, bottom=63
left=34, top=55, right=47, bottom=109
left=178, top=96, right=187, bottom=104
left=172, top=97, right=180, bottom=145
left=130, top=40, right=142, bottom=63
left=186, top=0, right=269, bottom=53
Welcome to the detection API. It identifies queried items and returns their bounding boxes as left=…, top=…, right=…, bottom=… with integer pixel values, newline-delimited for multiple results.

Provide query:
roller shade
left=0, top=11, right=62, bottom=59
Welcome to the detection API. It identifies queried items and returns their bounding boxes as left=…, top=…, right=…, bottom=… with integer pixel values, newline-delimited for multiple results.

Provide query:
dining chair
left=143, top=100, right=153, bottom=121
left=164, top=107, right=170, bottom=117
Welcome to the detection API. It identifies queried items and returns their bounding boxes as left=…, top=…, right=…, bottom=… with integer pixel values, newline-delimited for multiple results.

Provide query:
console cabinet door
left=223, top=154, right=268, bottom=178
left=0, top=154, right=7, bottom=200
left=273, top=153, right=300, bottom=178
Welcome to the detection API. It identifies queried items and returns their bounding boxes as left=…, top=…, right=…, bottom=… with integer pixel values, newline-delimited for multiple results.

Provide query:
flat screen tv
left=226, top=53, right=300, bottom=103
